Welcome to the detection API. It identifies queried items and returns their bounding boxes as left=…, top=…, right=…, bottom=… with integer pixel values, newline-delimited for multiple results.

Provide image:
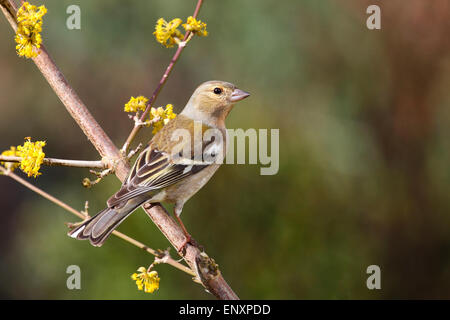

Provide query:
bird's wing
left=106, top=118, right=222, bottom=208
left=106, top=147, right=208, bottom=208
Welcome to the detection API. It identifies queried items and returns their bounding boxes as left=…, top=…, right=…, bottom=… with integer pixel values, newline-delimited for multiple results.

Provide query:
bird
left=68, top=80, right=250, bottom=249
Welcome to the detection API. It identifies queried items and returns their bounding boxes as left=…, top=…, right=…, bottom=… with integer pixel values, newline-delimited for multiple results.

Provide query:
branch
left=0, top=155, right=106, bottom=169
left=1, top=0, right=238, bottom=299
left=0, top=166, right=196, bottom=278
left=120, top=0, right=204, bottom=154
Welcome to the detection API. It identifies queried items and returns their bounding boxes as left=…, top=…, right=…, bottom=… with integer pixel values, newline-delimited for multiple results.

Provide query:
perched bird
left=68, top=80, right=250, bottom=248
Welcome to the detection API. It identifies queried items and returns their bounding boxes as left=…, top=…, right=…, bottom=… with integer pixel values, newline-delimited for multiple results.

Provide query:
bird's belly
left=163, top=164, right=221, bottom=205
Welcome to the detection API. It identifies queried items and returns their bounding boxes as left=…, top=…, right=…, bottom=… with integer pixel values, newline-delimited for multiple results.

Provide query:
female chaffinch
left=69, top=81, right=250, bottom=248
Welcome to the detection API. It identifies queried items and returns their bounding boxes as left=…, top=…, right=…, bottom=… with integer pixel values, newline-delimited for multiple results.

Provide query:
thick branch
left=0, top=155, right=106, bottom=169
left=1, top=0, right=238, bottom=300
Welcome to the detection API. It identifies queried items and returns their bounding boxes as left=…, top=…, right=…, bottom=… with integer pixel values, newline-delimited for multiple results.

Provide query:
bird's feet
left=174, top=213, right=198, bottom=254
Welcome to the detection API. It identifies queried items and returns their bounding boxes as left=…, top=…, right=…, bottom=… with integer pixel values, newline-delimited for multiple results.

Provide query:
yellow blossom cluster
left=131, top=267, right=160, bottom=293
left=1, top=138, right=46, bottom=178
left=153, top=16, right=208, bottom=48
left=17, top=137, right=46, bottom=177
left=124, top=95, right=177, bottom=134
left=154, top=18, right=184, bottom=48
left=14, top=2, right=47, bottom=58
left=149, top=104, right=177, bottom=134
left=182, top=16, right=208, bottom=36
left=124, top=96, right=149, bottom=113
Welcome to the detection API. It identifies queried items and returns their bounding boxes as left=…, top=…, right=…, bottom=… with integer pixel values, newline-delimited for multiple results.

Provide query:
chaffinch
left=69, top=81, right=250, bottom=247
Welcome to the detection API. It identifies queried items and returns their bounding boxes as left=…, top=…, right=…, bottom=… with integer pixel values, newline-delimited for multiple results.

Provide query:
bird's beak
left=230, top=88, right=250, bottom=102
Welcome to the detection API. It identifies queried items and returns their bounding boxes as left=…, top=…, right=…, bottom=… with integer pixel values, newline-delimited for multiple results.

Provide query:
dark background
left=0, top=0, right=449, bottom=299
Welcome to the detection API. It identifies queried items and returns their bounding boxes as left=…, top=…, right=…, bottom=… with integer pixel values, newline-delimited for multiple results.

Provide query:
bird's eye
left=213, top=87, right=222, bottom=95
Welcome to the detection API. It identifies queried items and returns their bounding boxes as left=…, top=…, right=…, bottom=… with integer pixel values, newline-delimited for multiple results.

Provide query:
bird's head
left=182, top=80, right=250, bottom=126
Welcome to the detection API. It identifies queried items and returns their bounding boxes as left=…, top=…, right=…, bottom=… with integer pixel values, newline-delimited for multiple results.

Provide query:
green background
left=1, top=0, right=449, bottom=299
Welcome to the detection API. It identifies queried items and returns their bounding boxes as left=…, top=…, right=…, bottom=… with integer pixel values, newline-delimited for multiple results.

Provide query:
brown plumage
left=68, top=81, right=250, bottom=247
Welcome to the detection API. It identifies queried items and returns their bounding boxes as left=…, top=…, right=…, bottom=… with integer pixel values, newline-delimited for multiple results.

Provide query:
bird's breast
left=163, top=163, right=222, bottom=205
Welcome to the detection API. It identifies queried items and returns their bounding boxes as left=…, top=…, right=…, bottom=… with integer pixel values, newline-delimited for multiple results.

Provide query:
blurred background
left=1, top=0, right=449, bottom=299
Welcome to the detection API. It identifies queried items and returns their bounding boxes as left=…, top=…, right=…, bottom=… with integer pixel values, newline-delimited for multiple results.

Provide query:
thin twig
left=0, top=166, right=196, bottom=278
left=120, top=0, right=204, bottom=154
left=0, top=155, right=106, bottom=169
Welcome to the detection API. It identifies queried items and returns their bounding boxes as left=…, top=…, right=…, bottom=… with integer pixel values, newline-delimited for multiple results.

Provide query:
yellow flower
left=182, top=16, right=208, bottom=37
left=16, top=137, right=46, bottom=178
left=153, top=18, right=184, bottom=48
left=123, top=97, right=176, bottom=134
left=1, top=146, right=20, bottom=171
left=162, top=104, right=177, bottom=123
left=150, top=104, right=177, bottom=134
left=131, top=267, right=160, bottom=293
left=124, top=96, right=149, bottom=113
left=14, top=2, right=47, bottom=58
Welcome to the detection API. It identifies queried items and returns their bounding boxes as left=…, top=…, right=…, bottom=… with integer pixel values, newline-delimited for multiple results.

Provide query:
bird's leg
left=174, top=205, right=197, bottom=253
left=175, top=215, right=192, bottom=250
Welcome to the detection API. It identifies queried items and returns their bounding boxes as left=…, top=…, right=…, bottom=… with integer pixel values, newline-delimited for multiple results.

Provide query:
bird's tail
left=68, top=196, right=147, bottom=247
